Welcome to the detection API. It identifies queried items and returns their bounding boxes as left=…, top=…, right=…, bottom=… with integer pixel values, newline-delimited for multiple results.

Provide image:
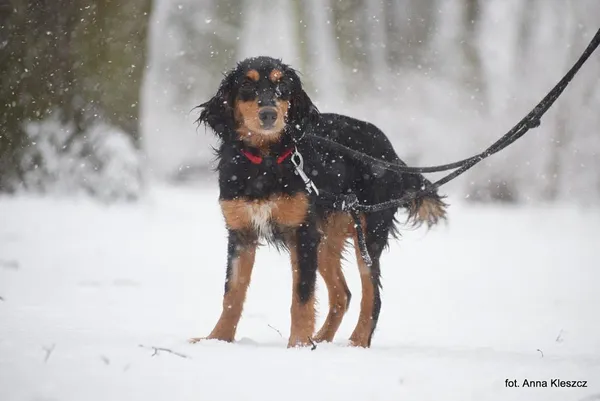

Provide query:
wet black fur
left=196, top=56, right=445, bottom=345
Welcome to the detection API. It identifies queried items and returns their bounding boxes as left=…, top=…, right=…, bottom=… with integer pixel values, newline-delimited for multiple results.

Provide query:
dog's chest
left=246, top=201, right=276, bottom=238
left=220, top=193, right=309, bottom=238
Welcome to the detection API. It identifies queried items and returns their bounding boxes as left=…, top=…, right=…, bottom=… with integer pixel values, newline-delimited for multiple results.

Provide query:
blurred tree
left=0, top=0, right=151, bottom=192
left=385, top=0, right=436, bottom=69
left=460, top=0, right=486, bottom=109
left=330, top=0, right=369, bottom=92
left=134, top=0, right=600, bottom=202
left=167, top=0, right=243, bottom=103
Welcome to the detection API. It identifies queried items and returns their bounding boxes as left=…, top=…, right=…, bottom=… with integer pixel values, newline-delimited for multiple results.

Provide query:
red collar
left=241, top=147, right=294, bottom=165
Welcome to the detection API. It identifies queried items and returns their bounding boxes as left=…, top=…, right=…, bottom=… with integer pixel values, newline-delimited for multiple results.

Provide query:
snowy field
left=1, top=184, right=599, bottom=401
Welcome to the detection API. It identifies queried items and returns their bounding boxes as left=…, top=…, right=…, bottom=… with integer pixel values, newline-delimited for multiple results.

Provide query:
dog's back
left=306, top=112, right=446, bottom=227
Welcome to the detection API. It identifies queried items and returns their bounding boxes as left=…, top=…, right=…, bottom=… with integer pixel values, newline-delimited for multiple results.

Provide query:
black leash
left=308, top=27, right=600, bottom=182
left=303, top=28, right=600, bottom=265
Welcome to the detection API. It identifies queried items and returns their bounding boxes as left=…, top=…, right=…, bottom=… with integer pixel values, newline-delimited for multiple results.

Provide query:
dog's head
left=196, top=56, right=318, bottom=146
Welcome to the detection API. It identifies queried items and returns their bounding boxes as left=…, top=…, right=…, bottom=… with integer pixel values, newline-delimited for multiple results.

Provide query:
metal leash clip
left=291, top=147, right=319, bottom=195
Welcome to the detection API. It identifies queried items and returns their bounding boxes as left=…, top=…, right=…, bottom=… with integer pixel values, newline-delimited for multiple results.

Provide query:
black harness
left=291, top=28, right=600, bottom=266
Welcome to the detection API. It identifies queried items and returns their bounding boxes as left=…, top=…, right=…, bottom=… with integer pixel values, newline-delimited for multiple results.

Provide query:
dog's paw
left=188, top=337, right=206, bottom=344
left=348, top=334, right=371, bottom=348
left=312, top=332, right=333, bottom=344
left=189, top=334, right=235, bottom=344
left=287, top=336, right=317, bottom=349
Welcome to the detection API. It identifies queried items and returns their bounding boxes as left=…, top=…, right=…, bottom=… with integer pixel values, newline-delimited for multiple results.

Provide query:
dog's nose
left=258, top=108, right=278, bottom=127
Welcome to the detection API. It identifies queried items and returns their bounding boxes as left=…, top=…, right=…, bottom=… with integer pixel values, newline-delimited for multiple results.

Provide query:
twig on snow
left=267, top=324, right=283, bottom=338
left=138, top=344, right=190, bottom=359
left=43, top=344, right=56, bottom=363
left=307, top=337, right=317, bottom=351
left=555, top=329, right=564, bottom=343
left=536, top=348, right=544, bottom=358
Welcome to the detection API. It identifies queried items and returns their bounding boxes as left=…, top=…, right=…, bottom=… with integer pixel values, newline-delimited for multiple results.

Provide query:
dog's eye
left=239, top=82, right=257, bottom=98
left=276, top=82, right=290, bottom=98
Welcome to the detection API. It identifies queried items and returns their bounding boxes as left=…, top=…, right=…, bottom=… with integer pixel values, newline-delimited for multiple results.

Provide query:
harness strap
left=350, top=209, right=373, bottom=267
left=306, top=28, right=600, bottom=181
left=325, top=24, right=598, bottom=263
left=298, top=28, right=600, bottom=267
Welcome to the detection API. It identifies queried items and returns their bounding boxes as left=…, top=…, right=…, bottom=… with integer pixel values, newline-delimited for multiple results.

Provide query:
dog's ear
left=287, top=73, right=319, bottom=133
left=195, top=71, right=237, bottom=139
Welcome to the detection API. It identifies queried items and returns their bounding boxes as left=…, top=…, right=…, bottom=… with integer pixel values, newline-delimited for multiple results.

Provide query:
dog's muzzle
left=258, top=107, right=278, bottom=129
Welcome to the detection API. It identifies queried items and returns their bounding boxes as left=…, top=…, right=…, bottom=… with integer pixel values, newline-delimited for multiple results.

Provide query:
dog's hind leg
left=189, top=230, right=256, bottom=344
left=313, top=214, right=351, bottom=343
left=349, top=212, right=391, bottom=348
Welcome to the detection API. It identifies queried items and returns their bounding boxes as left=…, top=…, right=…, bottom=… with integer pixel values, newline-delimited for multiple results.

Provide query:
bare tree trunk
left=460, top=0, right=486, bottom=110
left=364, top=0, right=387, bottom=87
left=303, top=0, right=344, bottom=102
left=330, top=0, right=370, bottom=92
left=386, top=0, right=436, bottom=69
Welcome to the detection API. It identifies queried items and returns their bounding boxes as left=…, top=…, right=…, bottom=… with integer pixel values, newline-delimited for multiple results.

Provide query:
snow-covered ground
left=1, top=184, right=599, bottom=401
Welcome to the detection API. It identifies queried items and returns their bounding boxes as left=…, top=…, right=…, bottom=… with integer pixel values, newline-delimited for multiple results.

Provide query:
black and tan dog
left=190, top=56, right=446, bottom=348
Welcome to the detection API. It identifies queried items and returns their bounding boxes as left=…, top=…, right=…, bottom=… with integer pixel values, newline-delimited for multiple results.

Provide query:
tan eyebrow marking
left=246, top=69, right=260, bottom=81
left=269, top=69, right=283, bottom=82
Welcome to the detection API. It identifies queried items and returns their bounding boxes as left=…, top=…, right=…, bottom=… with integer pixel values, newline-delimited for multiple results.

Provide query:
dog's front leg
left=190, top=230, right=256, bottom=344
left=287, top=222, right=320, bottom=348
